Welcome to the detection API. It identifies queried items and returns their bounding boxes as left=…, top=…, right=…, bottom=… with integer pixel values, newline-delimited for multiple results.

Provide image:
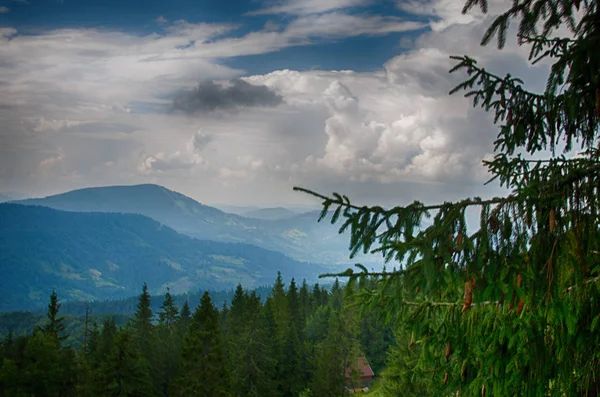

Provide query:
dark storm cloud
left=172, top=79, right=283, bottom=114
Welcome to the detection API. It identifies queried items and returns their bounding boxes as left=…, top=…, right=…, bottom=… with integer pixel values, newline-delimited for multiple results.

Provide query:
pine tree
left=132, top=283, right=153, bottom=343
left=130, top=283, right=155, bottom=375
left=287, top=279, right=302, bottom=332
left=178, top=301, right=191, bottom=337
left=228, top=291, right=277, bottom=397
left=311, top=309, right=359, bottom=396
left=299, top=279, right=311, bottom=324
left=96, top=328, right=154, bottom=396
left=82, top=303, right=91, bottom=354
left=177, top=291, right=229, bottom=396
left=297, top=0, right=600, bottom=395
left=158, top=289, right=179, bottom=327
left=179, top=301, right=191, bottom=323
left=156, top=290, right=181, bottom=396
left=45, top=290, right=68, bottom=342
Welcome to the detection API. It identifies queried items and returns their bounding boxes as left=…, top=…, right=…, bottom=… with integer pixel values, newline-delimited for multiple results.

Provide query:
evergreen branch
left=401, top=300, right=499, bottom=307
left=318, top=270, right=409, bottom=279
left=293, top=186, right=512, bottom=214
left=563, top=275, right=600, bottom=293
left=450, top=53, right=600, bottom=156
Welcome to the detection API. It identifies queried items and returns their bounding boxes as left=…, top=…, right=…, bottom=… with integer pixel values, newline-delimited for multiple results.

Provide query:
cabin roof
left=345, top=356, right=374, bottom=379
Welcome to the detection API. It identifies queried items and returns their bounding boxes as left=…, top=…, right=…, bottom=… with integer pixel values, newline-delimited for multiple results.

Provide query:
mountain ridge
left=0, top=203, right=329, bottom=312
left=13, top=184, right=367, bottom=266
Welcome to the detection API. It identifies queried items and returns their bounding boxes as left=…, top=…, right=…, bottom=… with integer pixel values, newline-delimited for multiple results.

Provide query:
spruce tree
left=132, top=283, right=153, bottom=340
left=178, top=301, right=191, bottom=337
left=131, top=283, right=154, bottom=370
left=96, top=328, right=153, bottom=397
left=179, top=301, right=191, bottom=323
left=156, top=290, right=181, bottom=396
left=299, top=279, right=311, bottom=324
left=177, top=291, right=229, bottom=396
left=45, top=290, right=68, bottom=342
left=311, top=310, right=359, bottom=396
left=297, top=0, right=600, bottom=395
left=158, top=289, right=179, bottom=327
left=228, top=291, right=276, bottom=397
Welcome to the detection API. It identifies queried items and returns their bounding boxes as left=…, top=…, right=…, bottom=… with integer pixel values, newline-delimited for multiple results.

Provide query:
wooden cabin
left=344, top=356, right=374, bottom=392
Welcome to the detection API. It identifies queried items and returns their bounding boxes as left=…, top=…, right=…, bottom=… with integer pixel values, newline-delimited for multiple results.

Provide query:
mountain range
left=0, top=203, right=327, bottom=312
left=12, top=184, right=366, bottom=266
left=0, top=192, right=27, bottom=203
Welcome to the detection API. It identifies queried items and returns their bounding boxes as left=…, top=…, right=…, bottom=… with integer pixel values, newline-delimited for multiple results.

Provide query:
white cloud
left=0, top=1, right=551, bottom=206
left=396, top=0, right=507, bottom=31
left=139, top=130, right=210, bottom=174
left=286, top=13, right=425, bottom=38
left=39, top=153, right=65, bottom=170
left=248, top=0, right=370, bottom=16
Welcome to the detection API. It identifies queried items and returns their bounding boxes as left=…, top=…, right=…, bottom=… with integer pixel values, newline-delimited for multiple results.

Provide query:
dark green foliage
left=0, top=293, right=79, bottom=396
left=371, top=329, right=433, bottom=397
left=227, top=289, right=277, bottom=397
left=95, top=328, right=153, bottom=396
left=1, top=276, right=391, bottom=396
left=311, top=309, right=360, bottom=396
left=155, top=291, right=181, bottom=396
left=296, top=0, right=600, bottom=395
left=176, top=292, right=230, bottom=396
left=178, top=301, right=191, bottom=323
left=45, top=290, right=68, bottom=342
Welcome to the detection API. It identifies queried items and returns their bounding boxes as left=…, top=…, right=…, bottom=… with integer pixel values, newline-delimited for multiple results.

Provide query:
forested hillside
left=0, top=275, right=396, bottom=396
left=0, top=204, right=327, bottom=311
left=12, top=184, right=376, bottom=266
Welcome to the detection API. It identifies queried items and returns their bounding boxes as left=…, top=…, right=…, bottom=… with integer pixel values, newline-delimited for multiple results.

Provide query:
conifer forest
left=296, top=0, right=600, bottom=395
left=2, top=0, right=600, bottom=395
left=0, top=277, right=394, bottom=396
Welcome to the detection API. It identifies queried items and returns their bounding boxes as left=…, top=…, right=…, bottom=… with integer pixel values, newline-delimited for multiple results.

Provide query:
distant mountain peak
left=12, top=183, right=369, bottom=267
left=241, top=207, right=298, bottom=220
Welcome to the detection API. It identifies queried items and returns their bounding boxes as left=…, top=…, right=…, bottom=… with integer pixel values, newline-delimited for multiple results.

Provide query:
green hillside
left=13, top=184, right=375, bottom=266
left=0, top=203, right=327, bottom=311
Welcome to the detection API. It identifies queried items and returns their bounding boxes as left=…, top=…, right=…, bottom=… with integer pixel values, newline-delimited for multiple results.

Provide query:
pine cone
left=489, top=215, right=500, bottom=233
left=456, top=232, right=464, bottom=251
left=516, top=298, right=525, bottom=315
left=445, top=342, right=452, bottom=361
left=462, top=279, right=473, bottom=313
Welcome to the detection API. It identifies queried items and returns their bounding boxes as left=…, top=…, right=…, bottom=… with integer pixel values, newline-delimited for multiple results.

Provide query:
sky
left=0, top=0, right=553, bottom=207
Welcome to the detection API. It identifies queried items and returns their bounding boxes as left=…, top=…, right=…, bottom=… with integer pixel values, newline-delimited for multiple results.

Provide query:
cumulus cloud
left=172, top=79, right=283, bottom=114
left=139, top=130, right=210, bottom=174
left=0, top=0, right=551, bottom=206
left=190, top=129, right=212, bottom=151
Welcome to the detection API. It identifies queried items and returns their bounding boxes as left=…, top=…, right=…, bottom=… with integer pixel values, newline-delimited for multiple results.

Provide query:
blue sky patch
left=2, top=0, right=431, bottom=74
